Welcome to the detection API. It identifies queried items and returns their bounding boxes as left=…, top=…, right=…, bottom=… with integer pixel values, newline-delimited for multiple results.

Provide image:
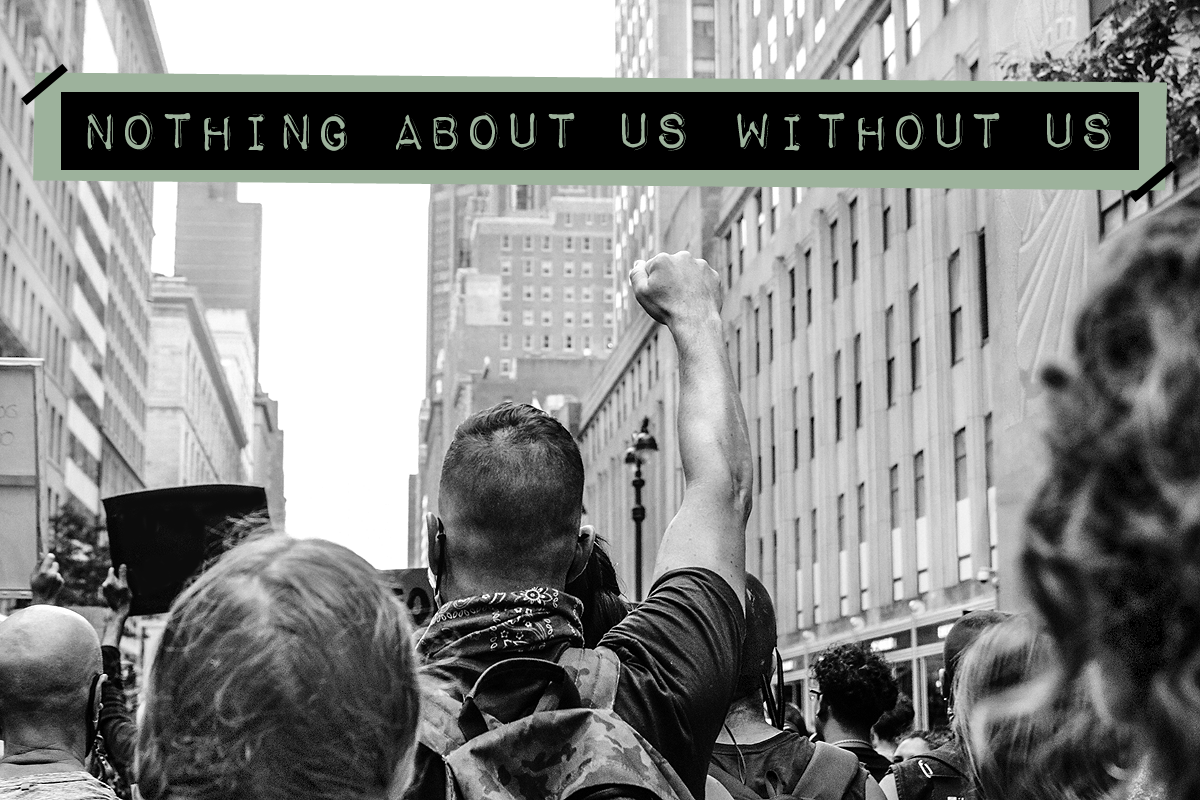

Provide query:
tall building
left=253, top=388, right=285, bottom=529
left=414, top=185, right=615, bottom=565
left=581, top=0, right=1199, bottom=733
left=145, top=276, right=247, bottom=487
left=174, top=182, right=264, bottom=353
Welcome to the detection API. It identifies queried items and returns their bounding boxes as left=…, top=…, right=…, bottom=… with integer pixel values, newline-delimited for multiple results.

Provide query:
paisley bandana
left=417, top=587, right=586, bottom=667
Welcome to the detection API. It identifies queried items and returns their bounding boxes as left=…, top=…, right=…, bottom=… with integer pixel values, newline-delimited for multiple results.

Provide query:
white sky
left=140, top=1, right=615, bottom=568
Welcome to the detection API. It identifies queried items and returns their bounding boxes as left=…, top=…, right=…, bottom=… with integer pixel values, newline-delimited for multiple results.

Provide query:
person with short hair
left=710, top=576, right=883, bottom=800
left=811, top=644, right=898, bottom=783
left=135, top=534, right=420, bottom=800
left=0, top=605, right=115, bottom=799
left=409, top=250, right=755, bottom=799
left=1022, top=195, right=1200, bottom=800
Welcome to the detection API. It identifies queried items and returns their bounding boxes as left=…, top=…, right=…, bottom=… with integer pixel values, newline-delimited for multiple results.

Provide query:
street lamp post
left=625, top=417, right=658, bottom=601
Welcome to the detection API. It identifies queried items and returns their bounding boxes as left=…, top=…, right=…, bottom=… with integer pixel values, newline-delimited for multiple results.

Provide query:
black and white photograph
left=1, top=0, right=1198, bottom=798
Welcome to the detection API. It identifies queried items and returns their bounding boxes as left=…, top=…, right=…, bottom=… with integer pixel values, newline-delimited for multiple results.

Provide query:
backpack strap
left=419, top=684, right=468, bottom=757
left=557, top=646, right=622, bottom=711
left=793, top=743, right=861, bottom=800
left=706, top=761, right=768, bottom=800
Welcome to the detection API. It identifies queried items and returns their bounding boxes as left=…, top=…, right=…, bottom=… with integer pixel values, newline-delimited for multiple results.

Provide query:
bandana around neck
left=417, top=587, right=585, bottom=666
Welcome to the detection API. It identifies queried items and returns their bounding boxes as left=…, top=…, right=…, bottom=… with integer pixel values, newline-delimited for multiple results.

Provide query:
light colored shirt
left=0, top=772, right=117, bottom=800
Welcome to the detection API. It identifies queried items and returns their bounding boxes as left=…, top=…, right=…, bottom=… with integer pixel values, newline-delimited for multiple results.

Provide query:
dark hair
left=873, top=694, right=915, bottom=743
left=734, top=573, right=778, bottom=701
left=1023, top=194, right=1200, bottom=797
left=943, top=610, right=1011, bottom=705
left=783, top=702, right=809, bottom=738
left=812, top=643, right=899, bottom=730
left=136, top=534, right=420, bottom=800
left=565, top=536, right=630, bottom=648
left=440, top=402, right=585, bottom=584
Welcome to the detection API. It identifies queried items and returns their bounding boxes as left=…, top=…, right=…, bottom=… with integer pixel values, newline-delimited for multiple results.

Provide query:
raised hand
left=629, top=251, right=723, bottom=329
left=30, top=552, right=64, bottom=604
left=102, top=564, right=133, bottom=617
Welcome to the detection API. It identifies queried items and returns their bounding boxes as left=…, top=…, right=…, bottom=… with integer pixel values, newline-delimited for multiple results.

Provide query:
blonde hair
left=952, top=616, right=1131, bottom=800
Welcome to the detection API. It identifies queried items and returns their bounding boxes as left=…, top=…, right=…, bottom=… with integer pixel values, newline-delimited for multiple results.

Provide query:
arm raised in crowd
left=99, top=565, right=138, bottom=785
left=630, top=251, right=753, bottom=608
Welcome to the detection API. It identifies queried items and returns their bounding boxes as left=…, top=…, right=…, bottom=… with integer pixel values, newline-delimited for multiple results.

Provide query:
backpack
left=890, top=749, right=972, bottom=800
left=708, top=741, right=869, bottom=800
left=419, top=646, right=695, bottom=800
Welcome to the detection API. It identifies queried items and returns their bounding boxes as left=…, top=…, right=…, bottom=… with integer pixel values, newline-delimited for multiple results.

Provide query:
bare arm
left=630, top=252, right=753, bottom=609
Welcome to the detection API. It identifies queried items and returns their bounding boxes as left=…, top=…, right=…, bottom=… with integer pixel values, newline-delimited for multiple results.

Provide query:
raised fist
left=629, top=251, right=722, bottom=328
left=30, top=553, right=64, bottom=604
left=102, top=564, right=133, bottom=617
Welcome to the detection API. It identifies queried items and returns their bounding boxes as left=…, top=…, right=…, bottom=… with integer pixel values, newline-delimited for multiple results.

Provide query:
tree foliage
left=999, top=0, right=1200, bottom=162
left=49, top=504, right=110, bottom=606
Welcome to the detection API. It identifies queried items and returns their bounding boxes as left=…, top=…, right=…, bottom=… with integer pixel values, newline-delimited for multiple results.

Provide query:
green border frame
left=33, top=74, right=1167, bottom=189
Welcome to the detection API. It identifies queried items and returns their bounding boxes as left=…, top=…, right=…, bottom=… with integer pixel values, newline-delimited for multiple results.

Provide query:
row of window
left=496, top=332, right=611, bottom=359
left=503, top=309, right=616, bottom=328
left=500, top=259, right=614, bottom=280
left=584, top=332, right=663, bottom=458
left=502, top=284, right=613, bottom=304
left=1, top=252, right=70, bottom=386
left=501, top=234, right=614, bottom=253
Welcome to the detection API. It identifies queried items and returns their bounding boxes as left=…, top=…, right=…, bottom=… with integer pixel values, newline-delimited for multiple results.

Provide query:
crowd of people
left=2, top=194, right=1199, bottom=799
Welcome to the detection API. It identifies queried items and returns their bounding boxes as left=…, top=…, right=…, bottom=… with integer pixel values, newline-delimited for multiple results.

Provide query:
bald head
left=0, top=606, right=101, bottom=741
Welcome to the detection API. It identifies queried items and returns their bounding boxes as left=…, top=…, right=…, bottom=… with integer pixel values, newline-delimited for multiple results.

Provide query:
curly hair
left=952, top=616, right=1132, bottom=800
left=873, top=694, right=915, bottom=743
left=1023, top=193, right=1200, bottom=797
left=811, top=643, right=899, bottom=730
left=136, top=533, right=420, bottom=800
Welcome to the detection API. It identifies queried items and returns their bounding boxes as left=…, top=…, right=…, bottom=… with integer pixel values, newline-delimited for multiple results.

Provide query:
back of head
left=0, top=606, right=101, bottom=746
left=943, top=610, right=1011, bottom=706
left=952, top=616, right=1131, bottom=800
left=812, top=643, right=899, bottom=731
left=1023, top=194, right=1200, bottom=798
left=136, top=534, right=420, bottom=800
left=733, top=574, right=778, bottom=702
left=439, top=402, right=585, bottom=588
left=873, top=695, right=915, bottom=744
left=565, top=537, right=630, bottom=648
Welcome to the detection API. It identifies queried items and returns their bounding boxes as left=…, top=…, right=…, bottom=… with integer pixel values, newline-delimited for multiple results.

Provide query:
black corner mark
left=23, top=64, right=67, bottom=105
left=1129, top=161, right=1177, bottom=202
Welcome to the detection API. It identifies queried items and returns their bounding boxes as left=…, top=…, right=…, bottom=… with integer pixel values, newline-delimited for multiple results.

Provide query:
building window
left=501, top=310, right=512, bottom=325
left=914, top=451, right=926, bottom=517
left=805, top=249, right=813, bottom=325
left=582, top=236, right=593, bottom=253
left=789, top=268, right=797, bottom=340
left=500, top=333, right=511, bottom=350
left=881, top=10, right=897, bottom=77
left=767, top=293, right=775, bottom=362
left=796, top=46, right=808, bottom=74
left=563, top=212, right=573, bottom=226
left=542, top=235, right=552, bottom=251
left=564, top=236, right=575, bottom=252
left=830, top=219, right=839, bottom=301
left=756, top=418, right=763, bottom=493
left=501, top=283, right=512, bottom=300
left=502, top=234, right=512, bottom=250
left=808, top=372, right=816, bottom=460
left=738, top=216, right=747, bottom=274
left=543, top=334, right=553, bottom=349
left=753, top=41, right=763, bottom=79
left=849, top=53, right=863, bottom=80
left=523, top=310, right=534, bottom=326
left=770, top=406, right=777, bottom=484
left=885, top=306, right=896, bottom=407
left=905, top=0, right=921, bottom=60
left=755, top=308, right=762, bottom=375
left=523, top=258, right=534, bottom=276
left=889, top=465, right=900, bottom=529
left=978, top=229, right=990, bottom=344
left=909, top=285, right=922, bottom=391
left=834, top=350, right=843, bottom=442
left=523, top=333, right=534, bottom=350
left=854, top=334, right=863, bottom=428
left=905, top=187, right=915, bottom=229
left=725, top=231, right=735, bottom=288
left=849, top=198, right=859, bottom=282
left=564, top=311, right=575, bottom=327
left=949, top=250, right=964, bottom=365
left=915, top=449, right=928, bottom=591
left=564, top=286, right=575, bottom=302
left=768, top=15, right=778, bottom=64
left=542, top=286, right=553, bottom=302
left=985, top=412, right=996, bottom=565
left=542, top=311, right=553, bottom=326
left=499, top=358, right=512, bottom=375
left=604, top=237, right=613, bottom=252
left=603, top=287, right=615, bottom=304
left=523, top=235, right=534, bottom=251
left=793, top=386, right=800, bottom=470
left=580, top=261, right=593, bottom=277
left=811, top=507, right=821, bottom=621
left=542, top=260, right=553, bottom=277
left=582, top=311, right=593, bottom=327
left=582, top=334, right=593, bottom=352
left=756, top=190, right=765, bottom=250
left=882, top=204, right=891, bottom=250
left=770, top=187, right=781, bottom=233
left=603, top=311, right=614, bottom=327
left=604, top=261, right=614, bottom=277
left=954, top=427, right=968, bottom=501
left=582, top=286, right=594, bottom=302
left=564, top=334, right=575, bottom=352
left=523, top=285, right=534, bottom=301
left=500, top=258, right=513, bottom=275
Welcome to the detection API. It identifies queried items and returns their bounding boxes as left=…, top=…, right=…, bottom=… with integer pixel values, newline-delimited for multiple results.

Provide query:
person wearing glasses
left=810, top=644, right=899, bottom=783
left=0, top=605, right=116, bottom=800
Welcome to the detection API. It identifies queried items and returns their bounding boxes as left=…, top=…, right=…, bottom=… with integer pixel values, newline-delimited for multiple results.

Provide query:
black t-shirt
left=407, top=568, right=745, bottom=799
left=842, top=745, right=893, bottom=784
left=710, top=731, right=817, bottom=796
